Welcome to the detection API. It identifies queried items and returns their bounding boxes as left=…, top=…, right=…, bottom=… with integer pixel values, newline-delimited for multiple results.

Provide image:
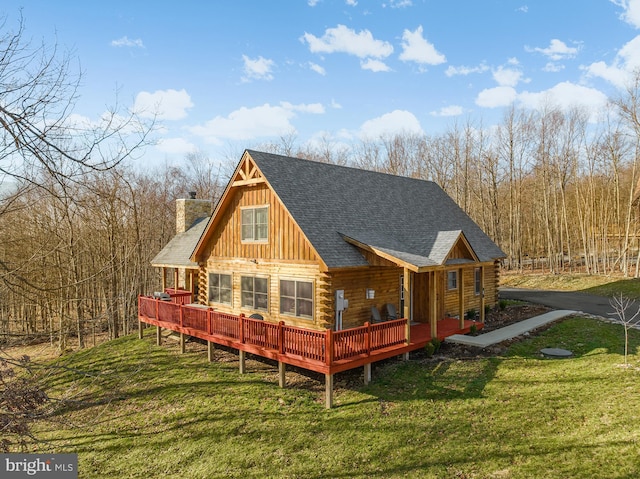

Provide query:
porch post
left=479, top=266, right=486, bottom=323
left=325, top=373, right=334, bottom=409
left=278, top=362, right=286, bottom=388
left=180, top=333, right=186, bottom=353
left=161, top=267, right=167, bottom=291
left=402, top=267, right=411, bottom=321
left=430, top=271, right=438, bottom=339
left=156, top=326, right=162, bottom=346
left=458, top=267, right=465, bottom=329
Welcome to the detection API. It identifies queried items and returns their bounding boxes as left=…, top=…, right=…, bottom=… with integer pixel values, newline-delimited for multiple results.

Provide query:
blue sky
left=5, top=1, right=640, bottom=167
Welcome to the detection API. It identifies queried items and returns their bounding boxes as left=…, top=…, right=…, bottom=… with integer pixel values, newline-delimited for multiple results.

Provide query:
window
left=447, top=271, right=458, bottom=290
left=474, top=267, right=482, bottom=295
left=241, top=276, right=268, bottom=311
left=280, top=280, right=313, bottom=319
left=208, top=273, right=232, bottom=305
left=241, top=206, right=268, bottom=242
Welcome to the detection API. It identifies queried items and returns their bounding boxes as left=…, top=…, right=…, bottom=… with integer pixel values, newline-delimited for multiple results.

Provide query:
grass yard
left=501, top=272, right=640, bottom=299
left=24, top=317, right=640, bottom=479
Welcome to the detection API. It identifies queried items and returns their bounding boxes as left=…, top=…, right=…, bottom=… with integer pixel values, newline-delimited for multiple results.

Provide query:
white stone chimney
left=176, top=191, right=212, bottom=234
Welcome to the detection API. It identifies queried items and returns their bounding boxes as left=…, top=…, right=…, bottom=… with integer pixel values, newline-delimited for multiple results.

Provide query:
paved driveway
left=499, top=287, right=617, bottom=319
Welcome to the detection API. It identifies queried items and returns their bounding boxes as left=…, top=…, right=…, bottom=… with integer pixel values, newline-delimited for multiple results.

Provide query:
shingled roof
left=245, top=150, right=505, bottom=270
left=151, top=217, right=208, bottom=269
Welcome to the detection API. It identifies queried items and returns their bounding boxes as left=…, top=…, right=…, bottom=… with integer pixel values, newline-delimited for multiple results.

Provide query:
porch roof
left=341, top=229, right=477, bottom=272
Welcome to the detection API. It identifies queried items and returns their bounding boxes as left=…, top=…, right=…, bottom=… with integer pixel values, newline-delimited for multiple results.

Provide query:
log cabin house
left=140, top=149, right=505, bottom=407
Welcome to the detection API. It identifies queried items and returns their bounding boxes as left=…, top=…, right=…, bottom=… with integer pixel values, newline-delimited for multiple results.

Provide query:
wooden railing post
left=138, top=296, right=143, bottom=339
left=239, top=314, right=245, bottom=343
left=278, top=321, right=285, bottom=354
left=325, top=329, right=333, bottom=366
left=405, top=317, right=411, bottom=346
left=365, top=322, right=371, bottom=356
left=179, top=304, right=184, bottom=328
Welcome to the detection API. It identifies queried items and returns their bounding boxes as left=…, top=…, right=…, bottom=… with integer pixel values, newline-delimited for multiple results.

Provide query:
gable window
left=474, top=267, right=482, bottom=295
left=447, top=271, right=458, bottom=290
left=241, top=276, right=268, bottom=311
left=209, top=273, right=232, bottom=305
left=241, top=206, right=268, bottom=242
left=280, top=280, right=313, bottom=319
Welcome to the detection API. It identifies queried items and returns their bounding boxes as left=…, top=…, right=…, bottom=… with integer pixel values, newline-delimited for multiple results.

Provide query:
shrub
left=499, top=299, right=508, bottom=310
left=470, top=323, right=478, bottom=336
left=424, top=341, right=435, bottom=357
left=431, top=337, right=442, bottom=352
left=466, top=308, right=477, bottom=320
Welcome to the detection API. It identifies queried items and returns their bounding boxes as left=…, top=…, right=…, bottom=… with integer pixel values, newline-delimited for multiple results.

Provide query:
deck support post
left=364, top=363, right=371, bottom=385
left=156, top=326, right=162, bottom=346
left=402, top=352, right=410, bottom=361
left=239, top=350, right=246, bottom=374
left=207, top=340, right=215, bottom=362
left=180, top=332, right=186, bottom=353
left=138, top=320, right=143, bottom=339
left=430, top=271, right=438, bottom=339
left=278, top=362, right=286, bottom=388
left=325, top=373, right=334, bottom=409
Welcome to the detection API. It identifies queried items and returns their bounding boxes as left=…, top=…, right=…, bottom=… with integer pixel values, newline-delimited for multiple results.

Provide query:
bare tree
left=609, top=294, right=640, bottom=366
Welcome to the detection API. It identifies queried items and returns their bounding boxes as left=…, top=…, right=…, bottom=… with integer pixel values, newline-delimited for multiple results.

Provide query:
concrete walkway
left=445, top=310, right=576, bottom=348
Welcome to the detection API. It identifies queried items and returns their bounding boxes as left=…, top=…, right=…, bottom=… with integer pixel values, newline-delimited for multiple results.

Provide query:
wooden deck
left=138, top=294, right=482, bottom=376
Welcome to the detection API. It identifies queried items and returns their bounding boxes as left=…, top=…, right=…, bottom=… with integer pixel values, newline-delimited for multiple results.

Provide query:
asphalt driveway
left=499, top=287, right=617, bottom=319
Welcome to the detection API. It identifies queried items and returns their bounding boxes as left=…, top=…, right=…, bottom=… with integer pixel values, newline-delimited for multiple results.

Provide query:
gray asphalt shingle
left=247, top=150, right=505, bottom=269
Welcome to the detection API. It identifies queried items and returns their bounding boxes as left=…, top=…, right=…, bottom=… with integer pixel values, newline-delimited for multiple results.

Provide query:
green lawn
left=28, top=317, right=640, bottom=479
left=501, top=272, right=640, bottom=299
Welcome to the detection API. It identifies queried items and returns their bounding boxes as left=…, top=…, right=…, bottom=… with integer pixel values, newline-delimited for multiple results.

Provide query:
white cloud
left=517, top=82, right=608, bottom=113
left=156, top=137, right=197, bottom=155
left=445, top=63, right=489, bottom=77
left=517, top=5, right=529, bottom=13
left=359, top=110, right=423, bottom=138
left=361, top=58, right=391, bottom=72
left=543, top=62, right=565, bottom=72
left=134, top=89, right=193, bottom=120
left=584, top=34, right=640, bottom=88
left=399, top=26, right=446, bottom=66
left=309, top=62, right=326, bottom=75
left=493, top=66, right=523, bottom=87
left=612, top=0, right=640, bottom=28
left=189, top=102, right=323, bottom=144
left=242, top=55, right=275, bottom=82
left=110, top=36, right=145, bottom=48
left=300, top=24, right=393, bottom=59
left=430, top=105, right=464, bottom=117
left=331, top=99, right=342, bottom=109
left=476, top=86, right=518, bottom=108
left=346, top=0, right=357, bottom=5
left=526, top=39, right=579, bottom=61
left=308, top=0, right=320, bottom=6
left=384, top=0, right=413, bottom=7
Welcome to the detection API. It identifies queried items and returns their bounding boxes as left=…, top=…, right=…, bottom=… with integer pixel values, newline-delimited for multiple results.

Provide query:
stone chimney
left=176, top=192, right=212, bottom=234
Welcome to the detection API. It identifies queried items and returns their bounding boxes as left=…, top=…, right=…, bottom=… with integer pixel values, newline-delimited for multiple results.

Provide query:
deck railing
left=138, top=295, right=409, bottom=367
left=164, top=288, right=193, bottom=304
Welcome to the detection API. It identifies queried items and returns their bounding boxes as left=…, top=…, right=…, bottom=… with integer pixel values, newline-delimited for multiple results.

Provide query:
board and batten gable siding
left=203, top=183, right=319, bottom=263
left=196, top=182, right=334, bottom=329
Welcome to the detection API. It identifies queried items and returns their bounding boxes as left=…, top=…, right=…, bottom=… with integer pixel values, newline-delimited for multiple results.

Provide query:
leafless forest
left=2, top=14, right=640, bottom=347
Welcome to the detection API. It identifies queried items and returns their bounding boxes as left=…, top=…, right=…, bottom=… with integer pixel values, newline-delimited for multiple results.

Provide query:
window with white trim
left=280, top=280, right=313, bottom=319
left=208, top=273, right=232, bottom=305
left=447, top=270, right=458, bottom=290
left=241, top=206, right=268, bottom=242
left=241, top=276, right=268, bottom=311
